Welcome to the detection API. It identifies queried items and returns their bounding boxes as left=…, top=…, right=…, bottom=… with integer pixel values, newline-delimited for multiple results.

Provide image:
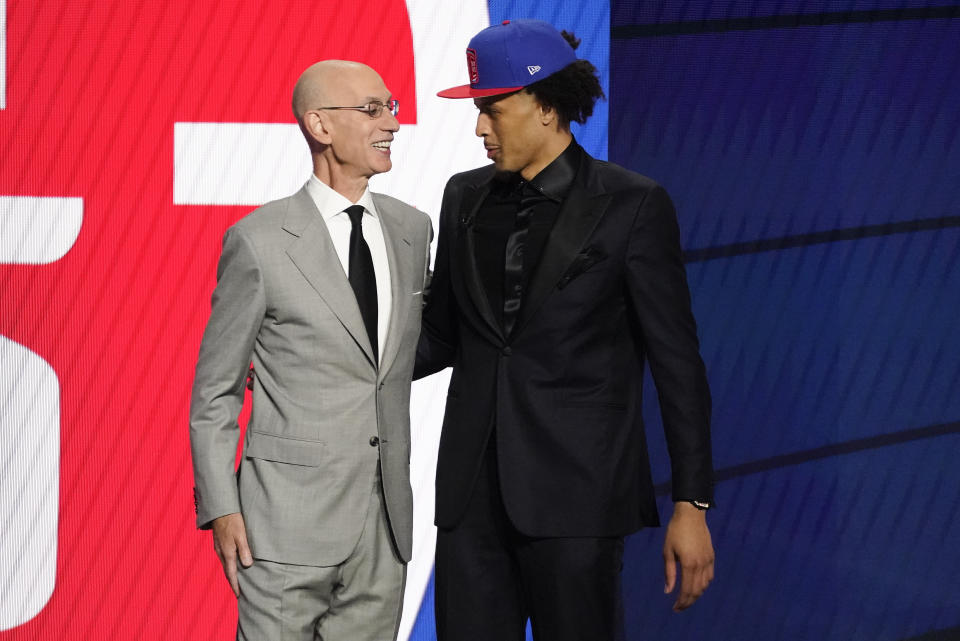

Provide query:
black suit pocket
left=557, top=247, right=608, bottom=289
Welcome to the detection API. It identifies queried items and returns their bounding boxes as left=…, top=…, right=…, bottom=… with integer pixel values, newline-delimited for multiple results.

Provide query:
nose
left=381, top=109, right=400, bottom=132
left=475, top=112, right=491, bottom=138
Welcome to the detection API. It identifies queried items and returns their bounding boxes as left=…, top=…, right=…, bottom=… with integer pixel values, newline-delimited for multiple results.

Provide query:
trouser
left=435, top=444, right=625, bottom=641
left=237, top=473, right=406, bottom=641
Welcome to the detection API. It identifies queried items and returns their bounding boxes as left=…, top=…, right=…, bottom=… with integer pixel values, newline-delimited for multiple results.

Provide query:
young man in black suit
left=416, top=20, right=715, bottom=641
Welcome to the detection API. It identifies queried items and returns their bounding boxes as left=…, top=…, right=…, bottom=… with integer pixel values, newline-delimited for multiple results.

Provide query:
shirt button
left=369, top=436, right=380, bottom=447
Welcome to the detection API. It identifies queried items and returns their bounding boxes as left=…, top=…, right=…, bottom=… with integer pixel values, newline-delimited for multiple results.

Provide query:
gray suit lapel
left=373, top=193, right=413, bottom=379
left=283, top=188, right=377, bottom=368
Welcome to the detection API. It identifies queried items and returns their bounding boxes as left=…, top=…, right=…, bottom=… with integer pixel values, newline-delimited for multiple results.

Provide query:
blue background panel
left=624, top=435, right=960, bottom=641
left=613, top=1, right=960, bottom=28
left=643, top=229, right=960, bottom=477
left=611, top=18, right=960, bottom=250
left=613, top=2, right=960, bottom=639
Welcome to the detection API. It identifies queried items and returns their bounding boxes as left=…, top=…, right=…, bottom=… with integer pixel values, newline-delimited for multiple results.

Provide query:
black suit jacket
left=416, top=148, right=713, bottom=537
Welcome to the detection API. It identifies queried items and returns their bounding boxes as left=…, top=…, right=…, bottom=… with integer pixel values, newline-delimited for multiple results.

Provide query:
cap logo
left=467, top=48, right=479, bottom=84
left=527, top=65, right=542, bottom=75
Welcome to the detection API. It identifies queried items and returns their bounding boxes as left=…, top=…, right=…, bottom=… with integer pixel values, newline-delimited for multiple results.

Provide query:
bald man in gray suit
left=189, top=60, right=432, bottom=641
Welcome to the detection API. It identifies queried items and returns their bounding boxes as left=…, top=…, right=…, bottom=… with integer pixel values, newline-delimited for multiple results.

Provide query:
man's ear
left=305, top=111, right=333, bottom=146
left=539, top=103, right=557, bottom=127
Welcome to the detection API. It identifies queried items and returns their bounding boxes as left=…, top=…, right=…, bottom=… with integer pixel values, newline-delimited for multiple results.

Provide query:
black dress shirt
left=473, top=139, right=582, bottom=331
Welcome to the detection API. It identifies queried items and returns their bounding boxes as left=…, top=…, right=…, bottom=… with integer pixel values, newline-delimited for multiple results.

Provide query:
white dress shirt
left=304, top=175, right=392, bottom=362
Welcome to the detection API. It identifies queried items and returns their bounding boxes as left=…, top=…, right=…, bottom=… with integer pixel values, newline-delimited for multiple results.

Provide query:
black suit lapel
left=514, top=162, right=611, bottom=336
left=454, top=181, right=507, bottom=344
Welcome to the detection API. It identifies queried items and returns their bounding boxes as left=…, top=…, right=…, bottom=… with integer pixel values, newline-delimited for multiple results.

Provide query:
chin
left=493, top=154, right=522, bottom=174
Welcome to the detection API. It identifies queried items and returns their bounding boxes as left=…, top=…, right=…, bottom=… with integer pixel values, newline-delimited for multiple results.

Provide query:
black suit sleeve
left=414, top=179, right=460, bottom=380
left=624, top=184, right=714, bottom=504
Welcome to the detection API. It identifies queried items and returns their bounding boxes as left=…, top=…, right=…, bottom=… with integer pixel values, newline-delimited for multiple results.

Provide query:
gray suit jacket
left=189, top=186, right=431, bottom=566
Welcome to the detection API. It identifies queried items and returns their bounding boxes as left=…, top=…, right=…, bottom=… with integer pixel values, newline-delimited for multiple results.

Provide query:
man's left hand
left=663, top=501, right=715, bottom=612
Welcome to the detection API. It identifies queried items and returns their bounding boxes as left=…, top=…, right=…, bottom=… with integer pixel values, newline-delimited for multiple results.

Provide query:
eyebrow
left=361, top=95, right=392, bottom=103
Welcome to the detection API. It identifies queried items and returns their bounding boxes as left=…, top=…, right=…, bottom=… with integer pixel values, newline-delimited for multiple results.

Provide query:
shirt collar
left=523, top=138, right=582, bottom=202
left=304, top=174, right=378, bottom=221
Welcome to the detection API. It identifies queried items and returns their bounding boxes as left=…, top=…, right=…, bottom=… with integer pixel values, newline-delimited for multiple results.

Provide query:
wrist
left=673, top=500, right=710, bottom=517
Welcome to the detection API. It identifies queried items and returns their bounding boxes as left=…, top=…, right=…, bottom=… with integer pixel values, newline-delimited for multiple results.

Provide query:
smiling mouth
left=372, top=140, right=392, bottom=153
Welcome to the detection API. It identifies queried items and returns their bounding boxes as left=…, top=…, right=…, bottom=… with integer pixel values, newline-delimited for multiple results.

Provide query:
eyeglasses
left=315, top=99, right=400, bottom=119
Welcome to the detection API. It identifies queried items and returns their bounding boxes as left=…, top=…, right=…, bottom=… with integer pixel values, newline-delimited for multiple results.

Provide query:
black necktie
left=502, top=182, right=547, bottom=337
left=345, top=205, right=378, bottom=360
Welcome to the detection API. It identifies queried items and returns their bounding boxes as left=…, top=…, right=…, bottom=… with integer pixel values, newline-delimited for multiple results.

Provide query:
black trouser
left=435, top=443, right=625, bottom=641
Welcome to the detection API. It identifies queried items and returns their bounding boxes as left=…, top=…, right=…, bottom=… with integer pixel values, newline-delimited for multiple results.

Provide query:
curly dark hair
left=523, top=30, right=605, bottom=128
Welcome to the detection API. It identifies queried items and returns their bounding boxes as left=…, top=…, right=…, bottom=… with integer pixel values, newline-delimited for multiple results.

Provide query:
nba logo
left=467, top=48, right=479, bottom=84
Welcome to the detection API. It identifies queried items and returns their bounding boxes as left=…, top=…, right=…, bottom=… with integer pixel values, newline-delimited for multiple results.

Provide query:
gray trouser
left=236, top=478, right=406, bottom=641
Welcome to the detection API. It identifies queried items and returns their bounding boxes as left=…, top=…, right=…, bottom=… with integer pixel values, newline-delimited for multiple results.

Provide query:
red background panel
left=0, top=1, right=416, bottom=638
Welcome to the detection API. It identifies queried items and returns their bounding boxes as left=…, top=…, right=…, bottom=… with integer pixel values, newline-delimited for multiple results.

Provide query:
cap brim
left=436, top=83, right=524, bottom=99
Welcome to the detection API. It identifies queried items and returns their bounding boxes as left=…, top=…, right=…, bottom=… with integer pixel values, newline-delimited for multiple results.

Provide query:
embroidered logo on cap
left=527, top=65, right=541, bottom=75
left=467, top=48, right=479, bottom=84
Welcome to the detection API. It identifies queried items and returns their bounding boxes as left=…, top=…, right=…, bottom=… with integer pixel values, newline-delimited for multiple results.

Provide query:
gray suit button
left=369, top=436, right=380, bottom=446
left=501, top=346, right=512, bottom=356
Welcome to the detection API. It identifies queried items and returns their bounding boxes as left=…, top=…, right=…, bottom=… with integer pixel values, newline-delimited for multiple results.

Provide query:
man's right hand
left=211, top=512, right=253, bottom=597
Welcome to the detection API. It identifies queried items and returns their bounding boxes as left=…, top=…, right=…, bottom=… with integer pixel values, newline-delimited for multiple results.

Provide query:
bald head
left=292, top=60, right=383, bottom=125
left=291, top=60, right=399, bottom=200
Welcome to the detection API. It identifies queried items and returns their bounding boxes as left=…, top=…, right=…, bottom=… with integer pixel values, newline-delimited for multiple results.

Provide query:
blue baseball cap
left=437, top=19, right=578, bottom=99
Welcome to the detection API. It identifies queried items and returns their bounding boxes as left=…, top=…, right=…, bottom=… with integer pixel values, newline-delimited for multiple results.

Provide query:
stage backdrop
left=1, top=1, right=958, bottom=640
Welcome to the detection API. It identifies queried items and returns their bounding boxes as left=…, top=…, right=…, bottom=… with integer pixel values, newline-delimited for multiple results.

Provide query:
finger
left=674, top=563, right=697, bottom=611
left=692, top=558, right=713, bottom=600
left=236, top=530, right=254, bottom=567
left=693, top=565, right=709, bottom=601
left=216, top=531, right=240, bottom=596
left=224, top=550, right=240, bottom=597
left=663, top=550, right=676, bottom=594
left=679, top=565, right=711, bottom=611
left=700, top=563, right=713, bottom=593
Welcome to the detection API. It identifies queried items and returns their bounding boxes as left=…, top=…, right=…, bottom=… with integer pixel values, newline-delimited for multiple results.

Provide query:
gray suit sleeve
left=189, top=225, right=266, bottom=529
left=423, top=217, right=434, bottom=296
